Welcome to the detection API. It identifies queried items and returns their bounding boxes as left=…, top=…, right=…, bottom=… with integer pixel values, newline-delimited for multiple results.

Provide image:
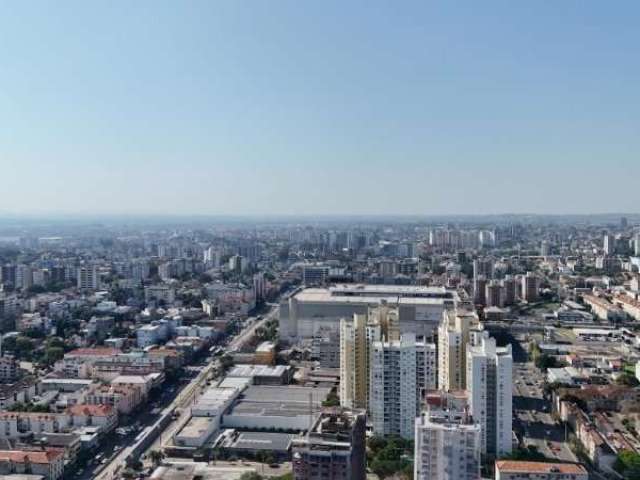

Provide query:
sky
left=1, top=1, right=639, bottom=216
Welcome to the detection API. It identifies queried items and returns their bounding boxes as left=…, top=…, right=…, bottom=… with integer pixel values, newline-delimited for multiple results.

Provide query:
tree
left=1, top=336, right=17, bottom=354
left=15, top=337, right=36, bottom=359
left=616, top=372, right=640, bottom=387
left=367, top=436, right=413, bottom=479
left=44, top=346, right=64, bottom=365
left=614, top=450, right=640, bottom=479
left=220, top=354, right=234, bottom=371
left=198, top=273, right=213, bottom=283
left=149, top=450, right=165, bottom=467
left=501, top=445, right=549, bottom=462
left=322, top=389, right=340, bottom=407
left=535, top=353, right=557, bottom=371
left=239, top=473, right=263, bottom=480
left=27, top=285, right=46, bottom=295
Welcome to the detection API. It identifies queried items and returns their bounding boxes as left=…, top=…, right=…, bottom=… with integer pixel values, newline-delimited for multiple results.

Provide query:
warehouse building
left=280, top=284, right=463, bottom=341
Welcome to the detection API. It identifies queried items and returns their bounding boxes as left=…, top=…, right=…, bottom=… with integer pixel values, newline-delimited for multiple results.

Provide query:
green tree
left=220, top=354, right=234, bottom=371
left=149, top=450, right=165, bottom=467
left=614, top=450, right=640, bottom=479
left=15, top=337, right=36, bottom=359
left=501, top=445, right=549, bottom=462
left=616, top=372, right=640, bottom=387
left=44, top=346, right=64, bottom=365
left=535, top=353, right=557, bottom=371
left=322, top=389, right=340, bottom=407
left=239, top=473, right=263, bottom=480
left=367, top=436, right=413, bottom=479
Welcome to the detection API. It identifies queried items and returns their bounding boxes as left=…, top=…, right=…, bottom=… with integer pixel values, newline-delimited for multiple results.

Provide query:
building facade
left=466, top=337, right=512, bottom=458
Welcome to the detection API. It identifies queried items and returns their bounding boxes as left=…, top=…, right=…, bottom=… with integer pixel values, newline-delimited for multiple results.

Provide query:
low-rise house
left=91, top=352, right=165, bottom=381
left=0, top=377, right=38, bottom=409
left=32, top=432, right=82, bottom=467
left=110, top=374, right=158, bottom=399
left=0, top=412, right=72, bottom=439
left=54, top=348, right=121, bottom=379
left=615, top=294, right=640, bottom=321
left=67, top=404, right=117, bottom=433
left=554, top=385, right=640, bottom=414
left=0, top=448, right=65, bottom=480
left=254, top=342, right=276, bottom=365
left=582, top=295, right=625, bottom=322
left=495, top=460, right=588, bottom=480
left=85, top=383, right=144, bottom=415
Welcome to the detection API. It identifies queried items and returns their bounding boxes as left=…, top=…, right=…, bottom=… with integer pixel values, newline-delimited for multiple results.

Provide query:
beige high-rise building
left=521, top=272, right=539, bottom=303
left=437, top=310, right=480, bottom=391
left=501, top=276, right=517, bottom=306
left=340, top=314, right=368, bottom=410
left=485, top=280, right=504, bottom=308
left=340, top=303, right=429, bottom=417
left=367, top=302, right=400, bottom=342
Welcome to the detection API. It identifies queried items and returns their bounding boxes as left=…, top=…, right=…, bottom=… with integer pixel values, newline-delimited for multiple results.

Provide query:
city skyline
left=2, top=1, right=640, bottom=216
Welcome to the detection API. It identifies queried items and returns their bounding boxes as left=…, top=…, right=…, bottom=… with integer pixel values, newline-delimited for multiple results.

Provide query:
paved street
left=84, top=305, right=279, bottom=480
left=512, top=358, right=577, bottom=463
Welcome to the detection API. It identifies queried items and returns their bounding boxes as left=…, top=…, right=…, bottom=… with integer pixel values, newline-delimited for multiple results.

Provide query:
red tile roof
left=66, top=347, right=121, bottom=357
left=0, top=448, right=63, bottom=464
left=67, top=404, right=115, bottom=417
left=496, top=461, right=587, bottom=475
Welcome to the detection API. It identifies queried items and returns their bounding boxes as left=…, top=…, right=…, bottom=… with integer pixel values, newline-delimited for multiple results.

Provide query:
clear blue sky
left=1, top=1, right=639, bottom=216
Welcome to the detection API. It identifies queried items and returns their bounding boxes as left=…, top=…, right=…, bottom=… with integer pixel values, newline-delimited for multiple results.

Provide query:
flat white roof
left=177, top=416, right=216, bottom=438
left=574, top=328, right=619, bottom=335
left=329, top=284, right=448, bottom=294
left=294, top=289, right=455, bottom=305
left=228, top=364, right=289, bottom=378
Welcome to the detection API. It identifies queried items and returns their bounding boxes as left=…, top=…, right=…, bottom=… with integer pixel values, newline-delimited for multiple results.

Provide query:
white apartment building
left=467, top=337, right=512, bottom=458
left=302, top=264, right=331, bottom=285
left=604, top=233, right=615, bottom=255
left=136, top=322, right=170, bottom=348
left=417, top=342, right=437, bottom=392
left=144, top=284, right=176, bottom=304
left=77, top=265, right=99, bottom=290
left=0, top=356, right=18, bottom=382
left=414, top=403, right=481, bottom=480
left=15, top=264, right=33, bottom=291
left=369, top=333, right=418, bottom=439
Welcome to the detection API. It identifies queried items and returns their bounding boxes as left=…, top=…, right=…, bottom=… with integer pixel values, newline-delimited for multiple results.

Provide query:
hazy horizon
left=2, top=1, right=639, bottom=216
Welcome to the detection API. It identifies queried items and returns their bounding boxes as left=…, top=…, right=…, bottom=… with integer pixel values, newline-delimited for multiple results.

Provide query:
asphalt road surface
left=512, top=358, right=577, bottom=463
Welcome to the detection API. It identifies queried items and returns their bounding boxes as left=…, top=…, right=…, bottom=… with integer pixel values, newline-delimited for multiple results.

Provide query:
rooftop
left=178, top=416, right=217, bottom=438
left=241, top=385, right=330, bottom=404
left=0, top=449, right=63, bottom=465
left=66, top=347, right=121, bottom=357
left=225, top=431, right=293, bottom=452
left=228, top=364, right=290, bottom=378
left=293, top=284, right=458, bottom=305
left=150, top=462, right=255, bottom=480
left=67, top=404, right=115, bottom=417
left=495, top=460, right=587, bottom=475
